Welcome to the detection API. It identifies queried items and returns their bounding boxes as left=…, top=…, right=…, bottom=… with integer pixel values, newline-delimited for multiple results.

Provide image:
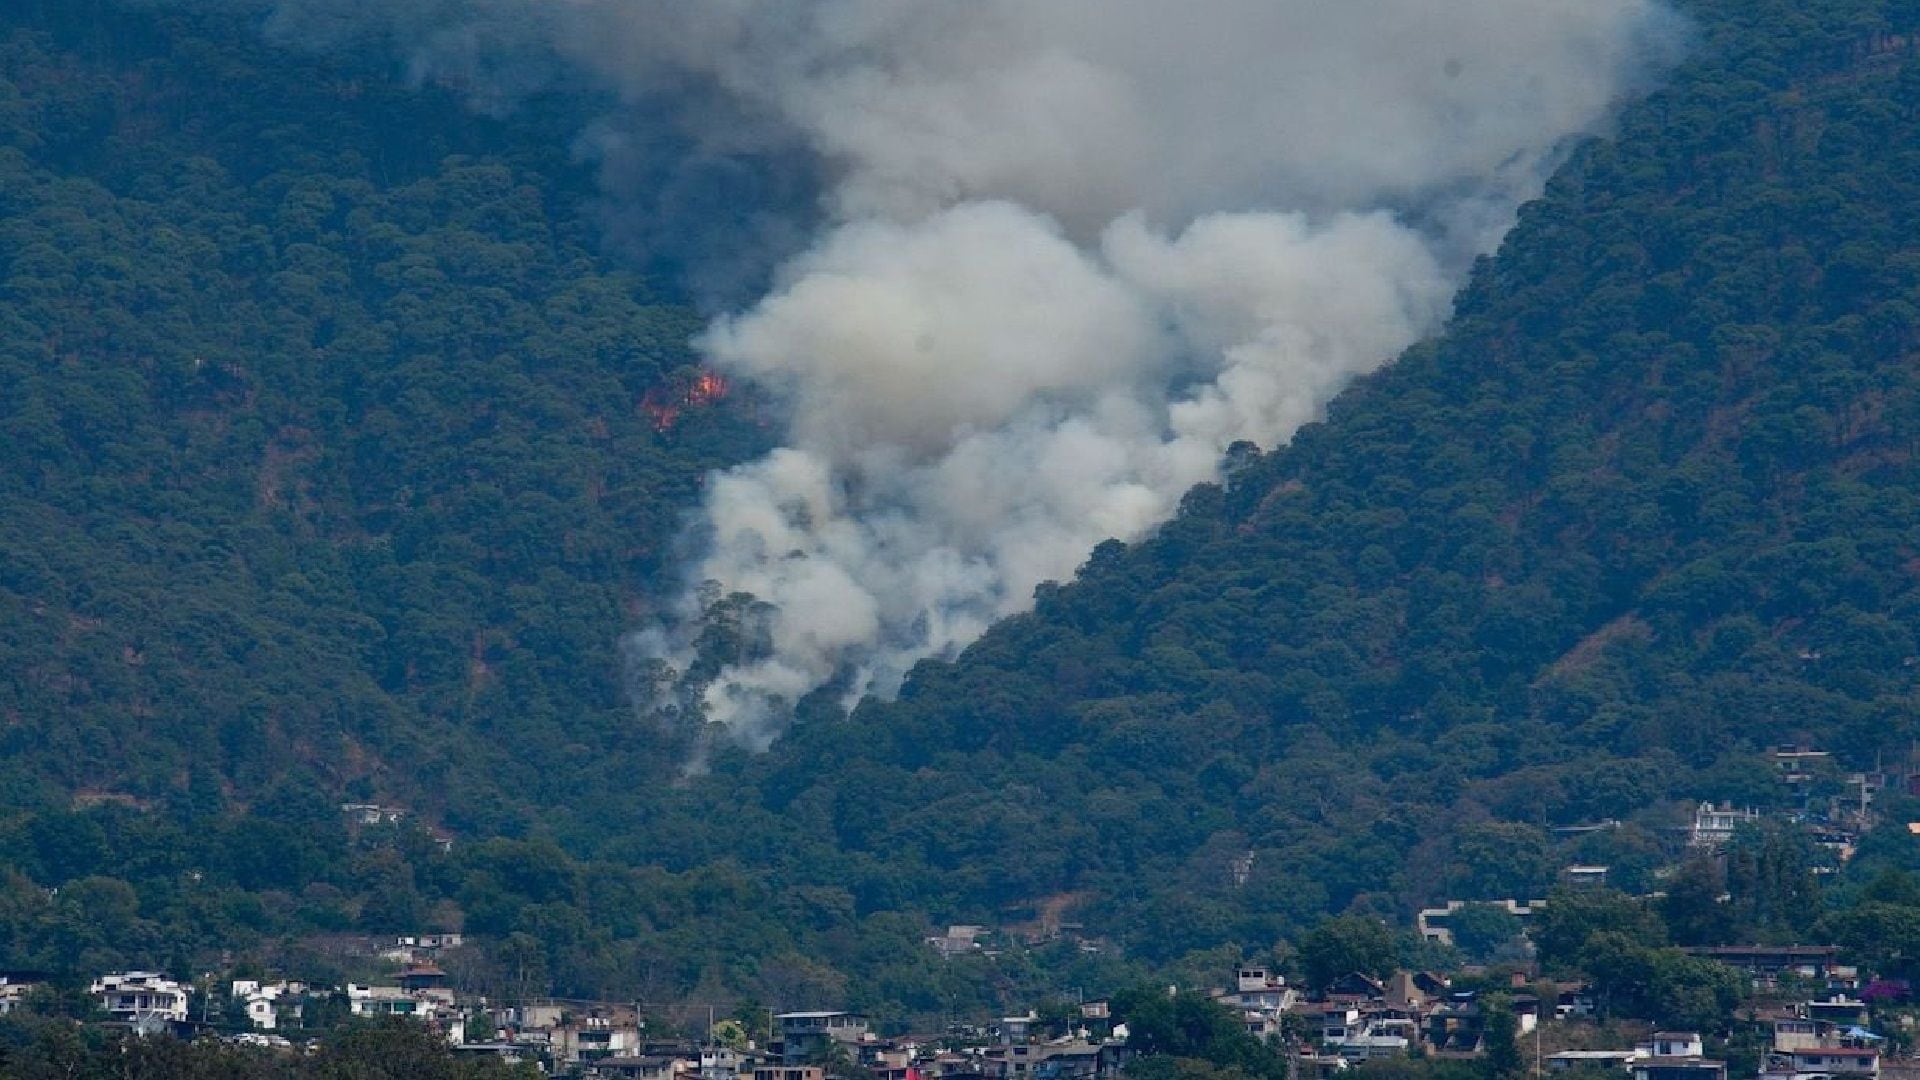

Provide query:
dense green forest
left=0, top=0, right=764, bottom=827
left=9, top=0, right=1920, bottom=1033
left=684, top=0, right=1920, bottom=942
left=641, top=0, right=1920, bottom=980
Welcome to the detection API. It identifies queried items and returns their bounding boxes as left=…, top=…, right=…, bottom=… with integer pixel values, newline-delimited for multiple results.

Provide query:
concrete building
left=347, top=984, right=420, bottom=1016
left=92, top=972, right=189, bottom=1025
left=1689, top=803, right=1761, bottom=851
left=776, top=1012, right=869, bottom=1063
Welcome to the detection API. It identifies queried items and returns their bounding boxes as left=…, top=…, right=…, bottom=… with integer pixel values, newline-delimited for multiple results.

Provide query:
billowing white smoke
left=640, top=204, right=1457, bottom=749
left=606, top=0, right=1681, bottom=753
left=236, top=0, right=1681, bottom=753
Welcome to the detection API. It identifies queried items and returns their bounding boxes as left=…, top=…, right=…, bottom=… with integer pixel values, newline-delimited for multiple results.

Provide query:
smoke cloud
left=195, top=0, right=1682, bottom=757
left=613, top=0, right=1682, bottom=759
left=641, top=203, right=1460, bottom=753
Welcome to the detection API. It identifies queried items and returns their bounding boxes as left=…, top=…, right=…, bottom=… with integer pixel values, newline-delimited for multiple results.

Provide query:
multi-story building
left=1764, top=1013, right=1883, bottom=1080
left=776, top=1012, right=869, bottom=1063
left=700, top=1045, right=749, bottom=1080
left=92, top=972, right=190, bottom=1025
left=1689, top=803, right=1761, bottom=851
left=347, top=984, right=421, bottom=1016
left=1776, top=1046, right=1880, bottom=1078
left=0, top=975, right=42, bottom=1015
left=555, top=1016, right=644, bottom=1063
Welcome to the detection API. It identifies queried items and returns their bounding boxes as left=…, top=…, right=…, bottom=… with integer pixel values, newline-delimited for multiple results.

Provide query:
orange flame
left=642, top=370, right=732, bottom=432
left=690, top=372, right=730, bottom=404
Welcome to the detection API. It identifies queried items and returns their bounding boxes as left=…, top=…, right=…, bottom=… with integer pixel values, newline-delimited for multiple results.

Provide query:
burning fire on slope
left=642, top=370, right=731, bottom=432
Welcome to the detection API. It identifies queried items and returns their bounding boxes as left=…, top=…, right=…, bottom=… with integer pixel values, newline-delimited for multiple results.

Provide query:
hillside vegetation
left=5, top=0, right=1920, bottom=1029
left=651, top=0, right=1920, bottom=968
left=0, top=1, right=761, bottom=829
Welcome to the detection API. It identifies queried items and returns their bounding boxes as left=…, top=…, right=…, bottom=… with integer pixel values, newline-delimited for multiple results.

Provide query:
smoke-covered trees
left=704, top=0, right=1920, bottom=975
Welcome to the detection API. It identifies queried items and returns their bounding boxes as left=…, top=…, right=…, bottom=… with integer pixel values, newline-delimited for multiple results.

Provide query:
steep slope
left=0, top=3, right=764, bottom=828
left=7, top=0, right=1920, bottom=1024
left=647, top=0, right=1920, bottom=963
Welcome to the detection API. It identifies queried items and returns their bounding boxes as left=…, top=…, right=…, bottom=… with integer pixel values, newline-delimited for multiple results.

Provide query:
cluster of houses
left=440, top=951, right=1895, bottom=1080
left=33, top=745, right=1920, bottom=1077
left=58, top=959, right=1124, bottom=1080
left=51, top=934, right=476, bottom=1041
left=1697, top=745, right=1910, bottom=866
left=62, top=964, right=1137, bottom=1080
left=84, top=963, right=463, bottom=1038
left=468, top=1002, right=1131, bottom=1080
left=1205, top=949, right=1890, bottom=1080
left=1540, top=1012, right=1885, bottom=1080
left=452, top=1006, right=1131, bottom=1080
left=1212, top=963, right=1557, bottom=1067
left=488, top=958, right=1894, bottom=1080
left=37, top=938, right=1910, bottom=1080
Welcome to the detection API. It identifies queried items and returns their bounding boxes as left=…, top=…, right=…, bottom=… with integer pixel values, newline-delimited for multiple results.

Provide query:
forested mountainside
left=0, top=0, right=764, bottom=827
left=651, top=0, right=1920, bottom=966
left=8, top=0, right=1920, bottom=1032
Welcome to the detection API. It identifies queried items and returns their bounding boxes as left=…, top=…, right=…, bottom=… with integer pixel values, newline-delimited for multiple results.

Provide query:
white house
left=1231, top=967, right=1298, bottom=1012
left=701, top=1045, right=748, bottom=1080
left=0, top=976, right=42, bottom=1015
left=231, top=980, right=305, bottom=1030
left=554, top=1016, right=644, bottom=1063
left=1689, top=804, right=1760, bottom=851
left=347, top=984, right=419, bottom=1016
left=92, top=972, right=189, bottom=1024
left=1652, top=1034, right=1707, bottom=1059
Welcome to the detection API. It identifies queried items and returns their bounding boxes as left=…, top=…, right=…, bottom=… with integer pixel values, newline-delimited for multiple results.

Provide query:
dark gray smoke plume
left=172, top=0, right=1684, bottom=760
